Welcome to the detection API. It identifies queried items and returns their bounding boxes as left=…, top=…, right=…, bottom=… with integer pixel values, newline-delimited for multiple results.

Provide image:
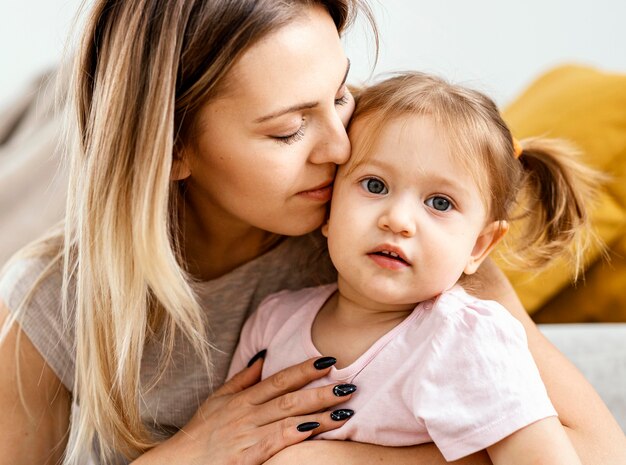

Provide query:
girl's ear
left=464, top=220, right=509, bottom=275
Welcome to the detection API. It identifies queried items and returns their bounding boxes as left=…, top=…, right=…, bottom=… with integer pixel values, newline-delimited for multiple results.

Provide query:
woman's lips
left=297, top=181, right=334, bottom=202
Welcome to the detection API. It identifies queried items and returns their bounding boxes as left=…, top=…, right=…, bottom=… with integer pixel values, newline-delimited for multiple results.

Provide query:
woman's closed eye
left=334, top=94, right=349, bottom=106
left=360, top=177, right=388, bottom=195
left=425, top=195, right=453, bottom=212
left=334, top=84, right=350, bottom=106
left=272, top=119, right=307, bottom=145
left=272, top=90, right=350, bottom=145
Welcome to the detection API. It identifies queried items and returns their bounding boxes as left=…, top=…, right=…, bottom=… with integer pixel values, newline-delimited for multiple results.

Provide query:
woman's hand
left=133, top=355, right=354, bottom=465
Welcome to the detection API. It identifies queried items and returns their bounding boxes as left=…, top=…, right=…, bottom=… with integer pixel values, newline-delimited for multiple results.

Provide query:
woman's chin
left=272, top=211, right=326, bottom=237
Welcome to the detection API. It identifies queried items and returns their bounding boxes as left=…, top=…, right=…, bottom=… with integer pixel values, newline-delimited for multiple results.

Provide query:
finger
left=254, top=383, right=357, bottom=426
left=243, top=409, right=356, bottom=464
left=214, top=358, right=263, bottom=397
left=243, top=356, right=337, bottom=405
left=313, top=408, right=355, bottom=434
left=274, top=408, right=356, bottom=436
left=242, top=417, right=320, bottom=465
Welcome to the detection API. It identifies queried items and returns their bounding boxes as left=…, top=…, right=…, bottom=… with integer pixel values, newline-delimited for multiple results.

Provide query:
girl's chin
left=341, top=283, right=421, bottom=311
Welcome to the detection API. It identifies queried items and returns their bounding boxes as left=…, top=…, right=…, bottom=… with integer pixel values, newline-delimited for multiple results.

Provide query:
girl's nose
left=377, top=200, right=417, bottom=237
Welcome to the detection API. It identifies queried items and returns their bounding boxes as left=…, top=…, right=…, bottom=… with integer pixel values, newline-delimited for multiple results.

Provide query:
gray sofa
left=540, top=323, right=626, bottom=432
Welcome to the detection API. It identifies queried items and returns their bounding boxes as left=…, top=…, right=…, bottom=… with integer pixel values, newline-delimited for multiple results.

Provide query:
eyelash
left=335, top=94, right=349, bottom=106
left=273, top=94, right=349, bottom=145
left=274, top=120, right=307, bottom=145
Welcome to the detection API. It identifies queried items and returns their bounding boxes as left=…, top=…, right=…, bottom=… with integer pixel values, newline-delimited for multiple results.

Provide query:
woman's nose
left=308, top=107, right=352, bottom=166
left=378, top=200, right=417, bottom=237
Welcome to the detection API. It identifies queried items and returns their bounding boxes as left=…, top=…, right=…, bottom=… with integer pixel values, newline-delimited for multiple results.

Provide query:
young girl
left=228, top=72, right=600, bottom=464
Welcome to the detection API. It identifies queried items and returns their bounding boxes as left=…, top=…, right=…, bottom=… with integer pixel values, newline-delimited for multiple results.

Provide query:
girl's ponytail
left=511, top=137, right=604, bottom=277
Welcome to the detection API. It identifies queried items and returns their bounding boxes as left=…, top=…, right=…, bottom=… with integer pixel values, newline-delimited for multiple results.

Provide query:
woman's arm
left=476, top=259, right=626, bottom=465
left=267, top=259, right=626, bottom=465
left=266, top=441, right=492, bottom=464
left=0, top=302, right=71, bottom=464
left=487, top=417, right=581, bottom=465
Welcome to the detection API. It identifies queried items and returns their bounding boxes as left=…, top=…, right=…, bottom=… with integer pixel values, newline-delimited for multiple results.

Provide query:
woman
left=0, top=1, right=624, bottom=464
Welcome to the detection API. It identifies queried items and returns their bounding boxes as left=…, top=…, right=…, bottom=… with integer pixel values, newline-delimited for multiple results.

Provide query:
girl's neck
left=178, top=190, right=283, bottom=281
left=329, top=290, right=415, bottom=329
left=311, top=285, right=416, bottom=369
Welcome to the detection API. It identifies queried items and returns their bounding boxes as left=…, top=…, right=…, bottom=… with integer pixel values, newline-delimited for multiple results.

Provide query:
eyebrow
left=254, top=58, right=351, bottom=124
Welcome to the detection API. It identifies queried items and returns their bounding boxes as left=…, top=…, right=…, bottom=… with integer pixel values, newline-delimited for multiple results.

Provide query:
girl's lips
left=368, top=244, right=411, bottom=265
left=368, top=253, right=411, bottom=270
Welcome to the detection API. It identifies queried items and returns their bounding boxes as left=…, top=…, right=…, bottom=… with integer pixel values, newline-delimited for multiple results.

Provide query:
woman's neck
left=178, top=191, right=283, bottom=281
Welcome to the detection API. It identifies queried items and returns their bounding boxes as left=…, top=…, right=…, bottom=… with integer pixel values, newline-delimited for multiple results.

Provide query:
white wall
left=1, top=0, right=625, bottom=108
left=0, top=0, right=86, bottom=107
left=343, top=0, right=626, bottom=104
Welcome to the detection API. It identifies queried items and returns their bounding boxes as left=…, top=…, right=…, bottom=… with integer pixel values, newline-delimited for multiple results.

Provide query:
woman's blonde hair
left=1, top=0, right=375, bottom=463
left=350, top=71, right=602, bottom=275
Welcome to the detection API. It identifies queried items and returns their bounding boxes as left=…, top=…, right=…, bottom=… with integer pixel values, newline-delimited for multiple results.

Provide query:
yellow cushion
left=501, top=64, right=626, bottom=316
left=533, top=234, right=626, bottom=323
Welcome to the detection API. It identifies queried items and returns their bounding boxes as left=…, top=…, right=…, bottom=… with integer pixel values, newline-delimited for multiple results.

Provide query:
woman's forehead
left=220, top=6, right=348, bottom=112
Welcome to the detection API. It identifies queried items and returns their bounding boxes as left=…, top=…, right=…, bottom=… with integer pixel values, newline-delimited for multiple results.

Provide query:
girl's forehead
left=348, top=113, right=442, bottom=160
left=347, top=111, right=492, bottom=198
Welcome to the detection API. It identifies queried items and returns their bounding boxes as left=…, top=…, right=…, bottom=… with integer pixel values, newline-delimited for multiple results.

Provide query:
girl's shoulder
left=422, top=286, right=528, bottom=351
left=433, top=286, right=523, bottom=330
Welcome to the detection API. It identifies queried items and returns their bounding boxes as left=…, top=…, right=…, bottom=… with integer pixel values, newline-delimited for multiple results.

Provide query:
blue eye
left=360, top=177, right=388, bottom=195
left=425, top=196, right=452, bottom=212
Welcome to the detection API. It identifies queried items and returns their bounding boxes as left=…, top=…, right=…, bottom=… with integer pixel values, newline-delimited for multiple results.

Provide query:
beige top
left=0, top=231, right=336, bottom=460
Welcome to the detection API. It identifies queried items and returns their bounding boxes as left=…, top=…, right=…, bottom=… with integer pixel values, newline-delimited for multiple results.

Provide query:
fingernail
left=330, top=409, right=355, bottom=421
left=247, top=349, right=267, bottom=367
left=333, top=384, right=357, bottom=397
left=296, top=421, right=320, bottom=432
left=313, top=356, right=337, bottom=370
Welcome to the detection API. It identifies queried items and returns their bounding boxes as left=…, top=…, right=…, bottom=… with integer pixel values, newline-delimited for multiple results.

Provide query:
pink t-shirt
left=228, top=284, right=557, bottom=461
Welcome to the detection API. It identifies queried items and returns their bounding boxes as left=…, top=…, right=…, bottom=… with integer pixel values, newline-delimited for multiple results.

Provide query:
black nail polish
left=296, top=421, right=320, bottom=432
left=247, top=349, right=267, bottom=367
left=330, top=409, right=355, bottom=421
left=313, top=356, right=337, bottom=370
left=333, top=384, right=357, bottom=397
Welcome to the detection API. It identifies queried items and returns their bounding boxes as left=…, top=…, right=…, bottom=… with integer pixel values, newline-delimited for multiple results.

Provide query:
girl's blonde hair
left=1, top=0, right=375, bottom=463
left=350, top=71, right=602, bottom=275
